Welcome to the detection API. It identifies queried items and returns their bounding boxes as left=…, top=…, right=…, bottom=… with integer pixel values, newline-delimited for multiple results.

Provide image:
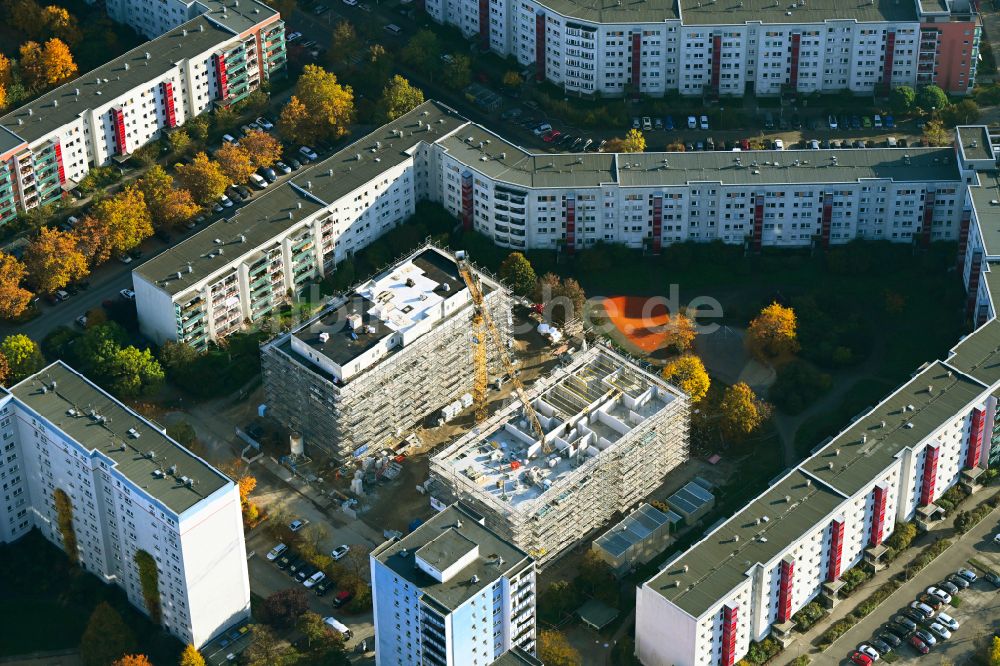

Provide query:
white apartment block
left=0, top=1, right=286, bottom=226
left=107, top=0, right=271, bottom=40
left=0, top=362, right=250, bottom=648
left=426, top=0, right=980, bottom=97
left=370, top=502, right=537, bottom=666
left=632, top=127, right=1000, bottom=666
left=133, top=102, right=974, bottom=348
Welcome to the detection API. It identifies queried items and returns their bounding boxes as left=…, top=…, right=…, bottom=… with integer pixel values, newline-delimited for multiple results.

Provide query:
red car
left=333, top=589, right=355, bottom=607
left=850, top=652, right=872, bottom=666
left=542, top=130, right=561, bottom=143
left=910, top=635, right=930, bottom=654
left=740, top=138, right=751, bottom=150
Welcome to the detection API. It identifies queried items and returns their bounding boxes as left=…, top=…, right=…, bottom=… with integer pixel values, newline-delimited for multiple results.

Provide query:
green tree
left=942, top=99, right=980, bottom=127
left=378, top=75, right=424, bottom=121
left=79, top=602, right=138, bottom=666
left=442, top=54, right=471, bottom=90
left=133, top=549, right=161, bottom=624
left=186, top=115, right=209, bottom=142
left=105, top=346, right=165, bottom=397
left=889, top=85, right=916, bottom=115
left=720, top=382, right=771, bottom=440
left=499, top=252, right=537, bottom=297
left=168, top=128, right=192, bottom=155
left=1, top=334, right=43, bottom=381
left=179, top=645, right=206, bottom=666
left=916, top=84, right=948, bottom=114
left=53, top=487, right=78, bottom=563
left=401, top=30, right=440, bottom=76
left=538, top=629, right=582, bottom=666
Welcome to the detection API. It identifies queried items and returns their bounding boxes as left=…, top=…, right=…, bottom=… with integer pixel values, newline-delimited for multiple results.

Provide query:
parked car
left=911, top=599, right=937, bottom=616
left=543, top=130, right=561, bottom=143
left=699, top=115, right=709, bottom=130
left=654, top=117, right=663, bottom=130
left=927, top=622, right=951, bottom=640
left=276, top=552, right=294, bottom=569
left=295, top=564, right=318, bottom=582
left=632, top=117, right=641, bottom=130
left=286, top=31, right=302, bottom=41
left=664, top=116, right=675, bottom=130
left=687, top=115, right=697, bottom=129
left=75, top=314, right=88, bottom=328
left=850, top=652, right=872, bottom=666
left=869, top=638, right=891, bottom=656
left=267, top=543, right=287, bottom=561
left=986, top=571, right=1000, bottom=587
left=313, top=4, right=330, bottom=13
left=256, top=116, right=274, bottom=130
left=331, top=545, right=351, bottom=561
left=857, top=644, right=880, bottom=661
left=582, top=139, right=593, bottom=151
left=876, top=632, right=901, bottom=648
left=956, top=568, right=978, bottom=583
left=914, top=628, right=937, bottom=646
left=910, top=635, right=930, bottom=654
left=275, top=161, right=292, bottom=175
left=809, top=139, right=820, bottom=149
left=236, top=185, right=252, bottom=200
left=706, top=137, right=715, bottom=150
left=532, top=123, right=552, bottom=136
left=323, top=617, right=353, bottom=639
left=642, top=116, right=652, bottom=130
left=773, top=139, right=784, bottom=150
left=299, top=146, right=318, bottom=161
left=250, top=173, right=268, bottom=189
left=289, top=519, right=305, bottom=532
left=286, top=557, right=306, bottom=577
left=937, top=580, right=959, bottom=596
left=333, top=589, right=355, bottom=607
left=885, top=115, right=895, bottom=129
left=314, top=577, right=334, bottom=596
left=222, top=133, right=238, bottom=144
left=874, top=114, right=883, bottom=128
left=947, top=574, right=970, bottom=589
left=917, top=594, right=942, bottom=611
left=304, top=571, right=326, bottom=588
left=994, top=532, right=1000, bottom=545
left=926, top=586, right=952, bottom=604
left=893, top=615, right=918, bottom=632
left=288, top=158, right=302, bottom=170
left=258, top=167, right=277, bottom=183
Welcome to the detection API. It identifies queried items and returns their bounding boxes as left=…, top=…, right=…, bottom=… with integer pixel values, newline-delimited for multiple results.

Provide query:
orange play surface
left=602, top=296, right=672, bottom=354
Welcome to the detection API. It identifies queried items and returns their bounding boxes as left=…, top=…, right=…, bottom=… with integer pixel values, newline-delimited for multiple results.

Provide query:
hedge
left=134, top=549, right=162, bottom=624
left=902, top=539, right=952, bottom=581
left=744, top=636, right=783, bottom=664
left=792, top=602, right=826, bottom=632
left=954, top=495, right=999, bottom=535
left=53, top=488, right=78, bottom=564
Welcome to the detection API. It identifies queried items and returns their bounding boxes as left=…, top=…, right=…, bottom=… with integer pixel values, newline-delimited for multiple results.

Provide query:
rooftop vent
left=319, top=332, right=330, bottom=343
left=471, top=574, right=479, bottom=584
left=123, top=63, right=129, bottom=71
left=168, top=464, right=177, bottom=475
left=153, top=469, right=164, bottom=478
left=128, top=427, right=140, bottom=438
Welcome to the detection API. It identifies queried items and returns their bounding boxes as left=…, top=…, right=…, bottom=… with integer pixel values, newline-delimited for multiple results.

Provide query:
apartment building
left=260, top=245, right=511, bottom=460
left=631, top=127, right=1000, bottom=666
left=427, top=0, right=979, bottom=96
left=106, top=0, right=281, bottom=41
left=0, top=3, right=285, bottom=225
left=133, top=102, right=468, bottom=348
left=0, top=362, right=250, bottom=648
left=430, top=346, right=689, bottom=568
left=370, top=502, right=537, bottom=665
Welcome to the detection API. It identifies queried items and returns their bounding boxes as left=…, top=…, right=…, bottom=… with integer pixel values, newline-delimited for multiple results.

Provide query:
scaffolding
left=430, top=345, right=690, bottom=568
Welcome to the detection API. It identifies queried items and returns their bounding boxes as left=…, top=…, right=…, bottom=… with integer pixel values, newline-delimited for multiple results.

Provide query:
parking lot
left=813, top=503, right=1000, bottom=665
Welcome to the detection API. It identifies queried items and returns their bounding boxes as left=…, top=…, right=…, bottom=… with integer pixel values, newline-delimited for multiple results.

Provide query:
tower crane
left=456, top=254, right=549, bottom=453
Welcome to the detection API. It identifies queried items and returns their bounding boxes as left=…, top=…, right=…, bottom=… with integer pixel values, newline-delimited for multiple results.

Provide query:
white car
left=219, top=195, right=234, bottom=208
left=926, top=586, right=952, bottom=604
left=117, top=254, right=133, bottom=264
left=331, top=544, right=351, bottom=561
left=250, top=173, right=268, bottom=189
left=304, top=570, right=326, bottom=588
left=222, top=133, right=238, bottom=144
left=857, top=644, right=880, bottom=661
left=642, top=116, right=652, bottom=131
left=828, top=114, right=838, bottom=129
left=532, top=123, right=552, bottom=136
left=256, top=117, right=274, bottom=130
left=956, top=568, right=978, bottom=583
left=75, top=314, right=88, bottom=328
left=936, top=612, right=959, bottom=630
left=266, top=543, right=287, bottom=561
left=699, top=115, right=709, bottom=130
left=687, top=115, right=697, bottom=129
left=299, top=146, right=318, bottom=161
left=289, top=519, right=305, bottom=532
left=773, top=139, right=785, bottom=150
left=119, top=289, right=135, bottom=300
left=910, top=601, right=935, bottom=618
left=927, top=622, right=951, bottom=640
left=994, top=532, right=1000, bottom=545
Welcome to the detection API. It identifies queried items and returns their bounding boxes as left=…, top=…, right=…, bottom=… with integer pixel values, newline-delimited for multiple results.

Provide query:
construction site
left=428, top=346, right=690, bottom=568
left=260, top=244, right=511, bottom=461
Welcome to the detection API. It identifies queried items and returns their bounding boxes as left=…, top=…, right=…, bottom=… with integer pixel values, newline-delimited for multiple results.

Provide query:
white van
left=874, top=114, right=883, bottom=129
left=250, top=173, right=268, bottom=189
left=323, top=616, right=353, bottom=639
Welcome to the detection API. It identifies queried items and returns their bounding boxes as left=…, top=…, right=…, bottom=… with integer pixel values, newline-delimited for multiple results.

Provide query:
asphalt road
left=813, top=506, right=1000, bottom=665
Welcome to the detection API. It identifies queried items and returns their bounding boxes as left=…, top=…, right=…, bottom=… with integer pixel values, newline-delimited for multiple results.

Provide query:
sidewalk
left=781, top=483, right=1000, bottom=664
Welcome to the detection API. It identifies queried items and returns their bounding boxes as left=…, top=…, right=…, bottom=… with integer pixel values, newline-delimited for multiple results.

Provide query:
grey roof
left=193, top=0, right=280, bottom=37
left=490, top=649, right=544, bottom=666
left=804, top=361, right=985, bottom=497
left=11, top=362, right=230, bottom=514
left=536, top=0, right=678, bottom=24
left=970, top=179, right=1000, bottom=257
left=594, top=503, right=677, bottom=558
left=646, top=469, right=845, bottom=618
left=667, top=482, right=715, bottom=515
left=0, top=16, right=237, bottom=145
left=679, top=0, right=917, bottom=25
left=372, top=503, right=532, bottom=612
left=135, top=101, right=467, bottom=298
left=134, top=182, right=325, bottom=297
left=957, top=126, right=993, bottom=162
left=947, top=319, right=1000, bottom=388
left=0, top=126, right=27, bottom=157
left=440, top=125, right=961, bottom=189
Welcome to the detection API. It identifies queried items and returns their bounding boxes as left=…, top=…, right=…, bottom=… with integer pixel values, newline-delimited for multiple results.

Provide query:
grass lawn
left=0, top=597, right=86, bottom=655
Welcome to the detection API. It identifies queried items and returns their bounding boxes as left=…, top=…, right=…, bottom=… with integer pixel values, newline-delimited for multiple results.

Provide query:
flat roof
left=594, top=503, right=678, bottom=558
left=803, top=361, right=985, bottom=497
left=490, top=649, right=544, bottom=666
left=956, top=126, right=993, bottom=162
left=135, top=101, right=467, bottom=298
left=947, top=319, right=1000, bottom=387
left=293, top=248, right=466, bottom=369
left=372, top=503, right=532, bottom=612
left=440, top=125, right=961, bottom=189
left=969, top=180, right=1000, bottom=257
left=11, top=362, right=230, bottom=514
left=0, top=16, right=236, bottom=145
left=646, top=469, right=845, bottom=617
left=0, top=126, right=27, bottom=158
left=667, top=482, right=715, bottom=515
left=434, top=347, right=677, bottom=510
left=538, top=0, right=678, bottom=24
left=193, top=0, right=280, bottom=36
left=679, top=0, right=918, bottom=24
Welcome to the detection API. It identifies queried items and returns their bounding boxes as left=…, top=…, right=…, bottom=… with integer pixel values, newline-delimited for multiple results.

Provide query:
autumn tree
left=21, top=38, right=77, bottom=87
left=662, top=354, right=710, bottom=403
left=499, top=252, right=537, bottom=297
left=535, top=273, right=586, bottom=325
left=442, top=54, right=471, bottom=90
left=263, top=588, right=309, bottom=628
left=279, top=65, right=354, bottom=144
left=10, top=0, right=43, bottom=35
left=239, top=130, right=283, bottom=169
left=243, top=625, right=289, bottom=666
left=42, top=5, right=82, bottom=45
left=621, top=128, right=646, bottom=153
left=0, top=352, right=11, bottom=387
left=986, top=635, right=1000, bottom=666
left=720, top=382, right=771, bottom=440
left=168, top=128, right=192, bottom=155
left=942, top=99, right=980, bottom=127
left=0, top=253, right=32, bottom=320
left=538, top=629, right=582, bottom=666
left=330, top=20, right=359, bottom=64
left=179, top=645, right=207, bottom=666
left=663, top=312, right=696, bottom=353
left=502, top=71, right=523, bottom=89
left=175, top=152, right=228, bottom=206
left=138, top=165, right=199, bottom=230
left=79, top=602, right=138, bottom=666
left=378, top=75, right=424, bottom=121
left=24, top=227, right=88, bottom=294
left=297, top=612, right=349, bottom=665
left=215, top=142, right=256, bottom=185
left=1, top=334, right=43, bottom=381
left=922, top=119, right=950, bottom=147
left=746, top=302, right=799, bottom=359
left=77, top=185, right=153, bottom=264
left=112, top=656, right=153, bottom=666
left=18, top=41, right=44, bottom=88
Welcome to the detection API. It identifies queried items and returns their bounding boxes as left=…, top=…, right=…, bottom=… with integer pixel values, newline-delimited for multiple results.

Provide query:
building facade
left=632, top=125, right=1000, bottom=666
left=370, top=502, right=537, bottom=666
left=426, top=0, right=979, bottom=96
left=0, top=362, right=250, bottom=648
left=0, top=3, right=285, bottom=225
left=259, top=245, right=511, bottom=460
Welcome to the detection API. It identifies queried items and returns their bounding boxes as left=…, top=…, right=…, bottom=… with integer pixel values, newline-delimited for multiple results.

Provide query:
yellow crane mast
left=457, top=258, right=548, bottom=450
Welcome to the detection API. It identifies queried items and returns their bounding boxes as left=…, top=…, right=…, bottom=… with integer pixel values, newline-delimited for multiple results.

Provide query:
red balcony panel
left=535, top=13, right=546, bottom=82
left=651, top=195, right=663, bottom=254
left=821, top=191, right=833, bottom=248
left=870, top=483, right=888, bottom=546
left=777, top=557, right=794, bottom=623
left=721, top=604, right=738, bottom=666
left=967, top=407, right=985, bottom=469
left=827, top=517, right=844, bottom=582
left=461, top=172, right=473, bottom=231
left=789, top=33, right=801, bottom=89
left=111, top=107, right=127, bottom=155
left=920, top=445, right=939, bottom=506
left=957, top=209, right=971, bottom=271
left=921, top=190, right=935, bottom=248
left=711, top=34, right=722, bottom=91
left=53, top=142, right=66, bottom=185
left=883, top=31, right=896, bottom=93
left=752, top=193, right=764, bottom=251
left=631, top=32, right=642, bottom=96
left=565, top=196, right=576, bottom=256
left=162, top=81, right=177, bottom=129
left=478, top=0, right=489, bottom=49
